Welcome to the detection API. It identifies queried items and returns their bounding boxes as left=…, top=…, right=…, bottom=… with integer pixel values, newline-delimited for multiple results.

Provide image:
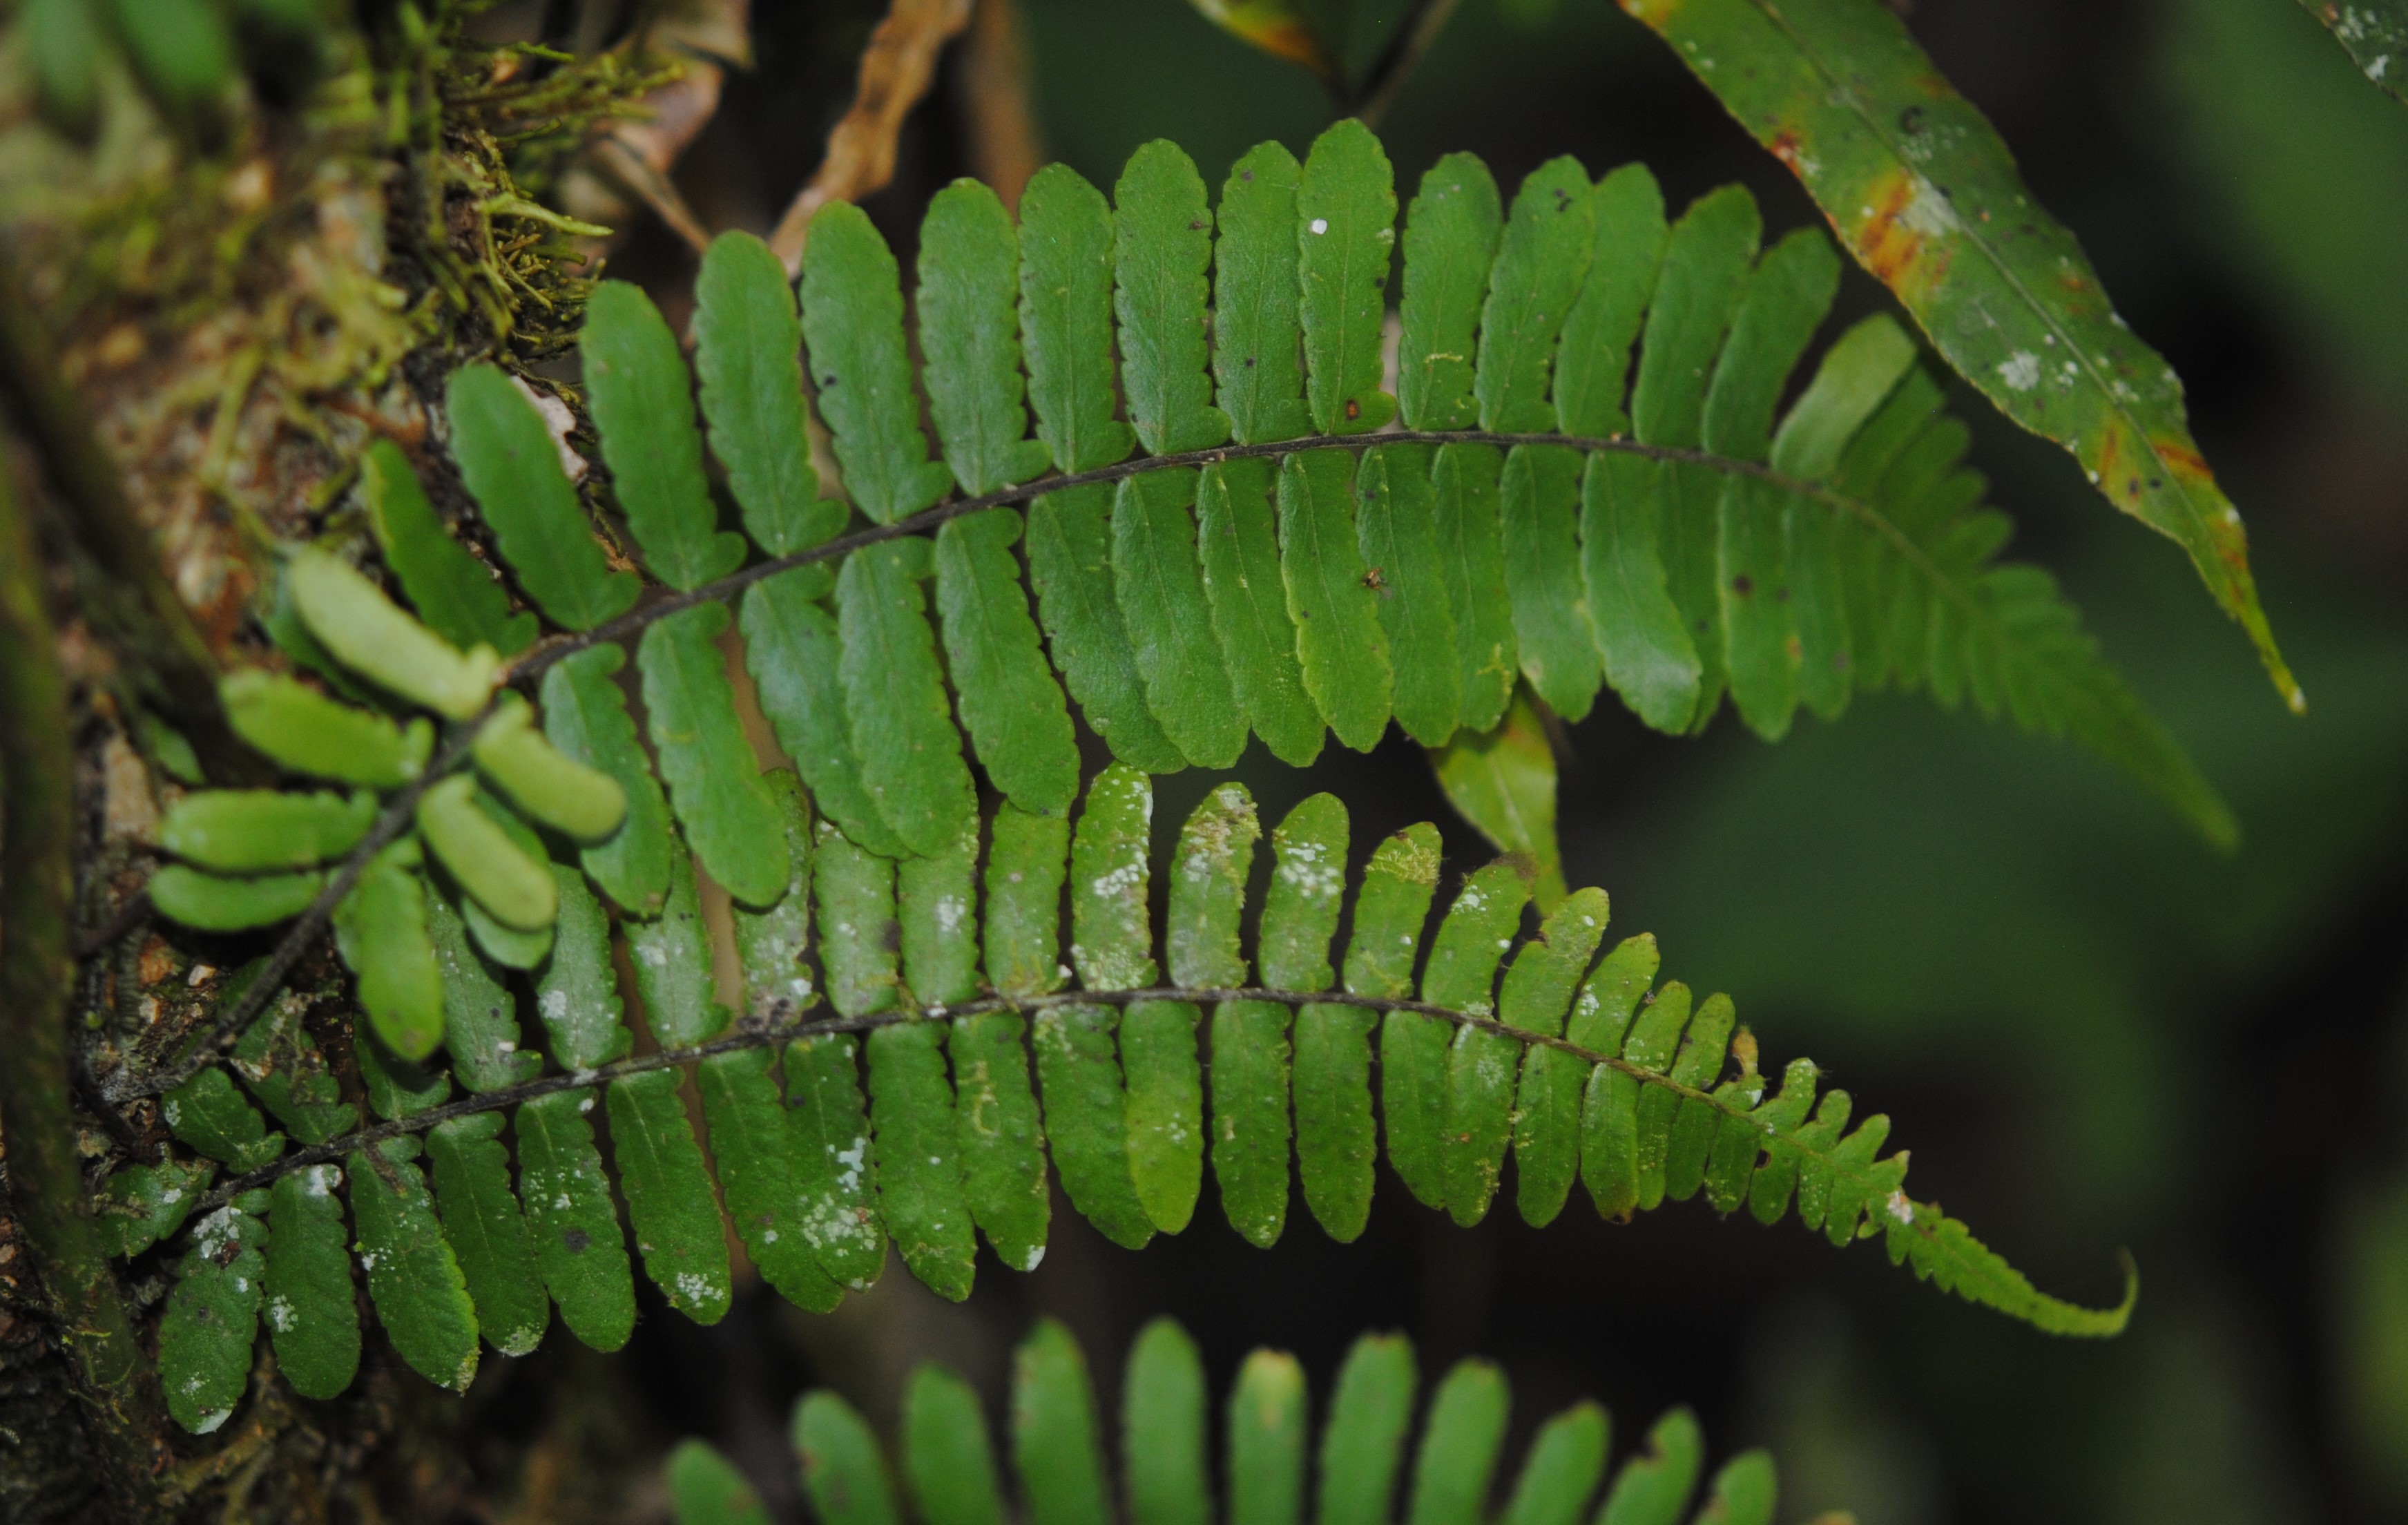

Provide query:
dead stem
left=959, top=0, right=1046, bottom=212
left=769, top=0, right=976, bottom=275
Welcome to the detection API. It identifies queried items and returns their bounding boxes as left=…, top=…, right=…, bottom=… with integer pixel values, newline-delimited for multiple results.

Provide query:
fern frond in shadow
left=666, top=1316, right=1813, bottom=1525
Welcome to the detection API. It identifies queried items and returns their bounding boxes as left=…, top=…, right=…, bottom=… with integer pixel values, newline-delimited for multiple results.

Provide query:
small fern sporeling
left=113, top=119, right=2157, bottom=1432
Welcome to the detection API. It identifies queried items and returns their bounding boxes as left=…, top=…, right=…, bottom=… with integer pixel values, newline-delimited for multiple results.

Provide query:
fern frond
left=668, top=1317, right=1799, bottom=1525
left=124, top=769, right=2132, bottom=1430
left=473, top=121, right=2217, bottom=835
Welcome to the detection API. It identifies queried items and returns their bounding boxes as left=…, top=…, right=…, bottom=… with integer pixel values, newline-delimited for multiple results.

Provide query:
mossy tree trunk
left=0, top=10, right=692, bottom=1517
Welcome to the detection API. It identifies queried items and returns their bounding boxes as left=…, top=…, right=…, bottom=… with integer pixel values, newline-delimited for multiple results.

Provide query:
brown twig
left=1354, top=0, right=1467, bottom=126
left=590, top=134, right=715, bottom=255
left=958, top=0, right=1046, bottom=211
left=768, top=0, right=976, bottom=275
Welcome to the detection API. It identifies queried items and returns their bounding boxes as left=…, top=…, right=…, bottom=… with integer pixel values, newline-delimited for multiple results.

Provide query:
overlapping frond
left=116, top=765, right=2130, bottom=1432
left=667, top=1318, right=1809, bottom=1525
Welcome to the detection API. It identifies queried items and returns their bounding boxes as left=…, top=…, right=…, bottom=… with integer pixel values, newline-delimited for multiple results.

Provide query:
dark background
left=487, top=2, right=2408, bottom=1520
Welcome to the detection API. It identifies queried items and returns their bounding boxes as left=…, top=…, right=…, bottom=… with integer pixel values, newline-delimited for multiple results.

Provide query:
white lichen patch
left=1996, top=351, right=2041, bottom=392
left=801, top=1191, right=879, bottom=1256
left=831, top=1135, right=869, bottom=1193
left=1898, top=175, right=1961, bottom=238
left=1275, top=839, right=1342, bottom=901
left=191, top=1208, right=240, bottom=1260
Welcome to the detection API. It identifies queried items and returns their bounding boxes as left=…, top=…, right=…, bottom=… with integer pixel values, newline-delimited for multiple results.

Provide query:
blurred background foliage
left=513, top=1, right=2408, bottom=1521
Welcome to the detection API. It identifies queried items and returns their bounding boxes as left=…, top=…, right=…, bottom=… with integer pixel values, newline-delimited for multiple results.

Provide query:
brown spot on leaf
left=2152, top=439, right=2215, bottom=486
left=1850, top=169, right=1932, bottom=290
left=2096, top=427, right=2122, bottom=492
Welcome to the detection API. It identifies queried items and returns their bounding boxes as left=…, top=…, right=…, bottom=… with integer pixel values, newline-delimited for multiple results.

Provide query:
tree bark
left=0, top=441, right=160, bottom=1516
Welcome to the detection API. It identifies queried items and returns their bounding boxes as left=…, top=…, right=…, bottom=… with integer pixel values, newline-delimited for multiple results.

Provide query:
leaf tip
left=2101, top=1247, right=2141, bottom=1334
left=2043, top=1247, right=2140, bottom=1339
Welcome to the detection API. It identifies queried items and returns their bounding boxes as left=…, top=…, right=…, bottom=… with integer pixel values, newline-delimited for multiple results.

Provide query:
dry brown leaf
left=558, top=0, right=747, bottom=255
left=586, top=128, right=715, bottom=255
